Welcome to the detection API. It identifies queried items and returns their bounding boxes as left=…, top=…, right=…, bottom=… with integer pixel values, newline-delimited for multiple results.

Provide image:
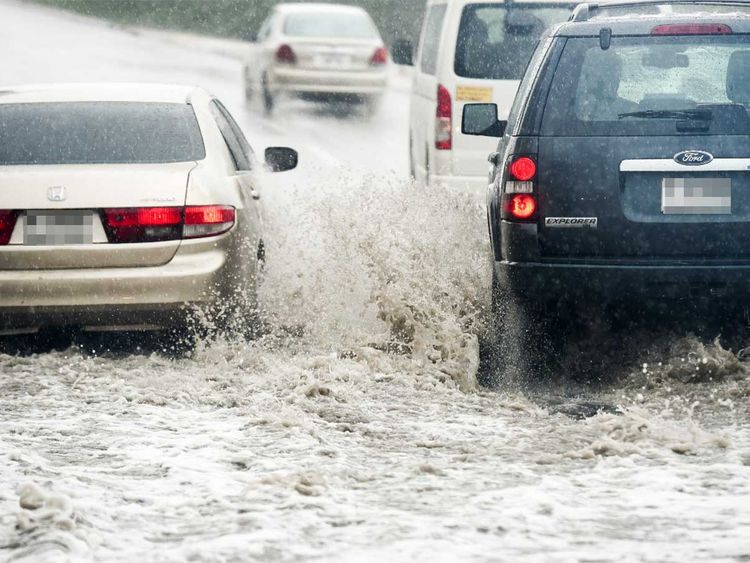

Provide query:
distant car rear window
left=283, top=11, right=378, bottom=39
left=0, top=102, right=206, bottom=165
left=454, top=3, right=573, bottom=80
left=542, top=35, right=750, bottom=136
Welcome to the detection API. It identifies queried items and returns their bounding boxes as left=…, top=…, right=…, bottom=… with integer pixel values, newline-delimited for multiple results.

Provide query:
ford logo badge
left=674, top=150, right=713, bottom=166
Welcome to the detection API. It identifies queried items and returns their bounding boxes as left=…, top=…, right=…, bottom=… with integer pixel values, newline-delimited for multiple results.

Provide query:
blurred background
left=29, top=0, right=427, bottom=46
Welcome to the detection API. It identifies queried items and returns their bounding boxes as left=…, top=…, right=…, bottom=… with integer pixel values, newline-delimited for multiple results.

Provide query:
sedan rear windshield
left=0, top=102, right=205, bottom=165
left=454, top=3, right=574, bottom=80
left=542, top=35, right=750, bottom=136
left=283, top=12, right=378, bottom=39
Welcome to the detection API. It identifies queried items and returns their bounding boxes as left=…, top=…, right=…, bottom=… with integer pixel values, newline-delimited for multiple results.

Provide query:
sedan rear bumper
left=0, top=239, right=231, bottom=331
left=272, top=67, right=387, bottom=95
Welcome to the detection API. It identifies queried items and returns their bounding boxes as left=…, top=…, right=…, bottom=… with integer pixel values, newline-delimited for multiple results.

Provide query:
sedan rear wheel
left=262, top=76, right=274, bottom=115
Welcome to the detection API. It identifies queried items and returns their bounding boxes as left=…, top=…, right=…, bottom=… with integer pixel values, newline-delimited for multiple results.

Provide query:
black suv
left=463, top=0, right=750, bottom=383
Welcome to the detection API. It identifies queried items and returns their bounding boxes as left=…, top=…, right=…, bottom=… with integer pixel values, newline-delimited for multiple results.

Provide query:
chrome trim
left=620, top=158, right=750, bottom=173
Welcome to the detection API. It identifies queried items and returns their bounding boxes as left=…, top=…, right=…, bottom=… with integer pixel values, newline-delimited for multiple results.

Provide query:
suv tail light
left=0, top=210, right=18, bottom=245
left=276, top=44, right=297, bottom=64
left=101, top=206, right=235, bottom=243
left=651, top=23, right=732, bottom=35
left=502, top=156, right=538, bottom=222
left=370, top=46, right=388, bottom=66
left=435, top=84, right=452, bottom=151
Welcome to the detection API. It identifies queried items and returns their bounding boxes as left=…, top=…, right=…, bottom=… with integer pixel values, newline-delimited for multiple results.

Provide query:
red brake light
left=183, top=205, right=235, bottom=239
left=276, top=44, right=297, bottom=64
left=370, top=46, right=388, bottom=66
left=509, top=156, right=537, bottom=182
left=651, top=23, right=732, bottom=35
left=102, top=207, right=182, bottom=243
left=101, top=206, right=235, bottom=243
left=436, top=84, right=452, bottom=151
left=0, top=210, right=18, bottom=245
left=507, top=194, right=537, bottom=220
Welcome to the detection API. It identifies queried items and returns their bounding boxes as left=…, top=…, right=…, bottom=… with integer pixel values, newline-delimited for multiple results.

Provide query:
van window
left=454, top=3, right=572, bottom=80
left=420, top=5, right=447, bottom=75
left=542, top=36, right=750, bottom=136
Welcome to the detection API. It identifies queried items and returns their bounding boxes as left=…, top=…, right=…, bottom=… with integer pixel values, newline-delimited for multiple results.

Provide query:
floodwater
left=0, top=1, right=749, bottom=561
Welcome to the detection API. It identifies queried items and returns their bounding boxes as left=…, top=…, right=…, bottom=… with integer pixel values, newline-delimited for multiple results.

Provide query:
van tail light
left=435, top=84, right=452, bottom=151
left=101, top=206, right=235, bottom=243
left=502, top=156, right=538, bottom=222
left=651, top=23, right=732, bottom=35
left=276, top=44, right=297, bottom=64
left=183, top=205, right=235, bottom=239
left=370, top=46, right=388, bottom=66
left=0, top=210, right=18, bottom=245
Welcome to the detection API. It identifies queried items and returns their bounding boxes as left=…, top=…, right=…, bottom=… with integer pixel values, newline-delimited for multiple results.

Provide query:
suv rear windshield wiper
left=618, top=109, right=713, bottom=121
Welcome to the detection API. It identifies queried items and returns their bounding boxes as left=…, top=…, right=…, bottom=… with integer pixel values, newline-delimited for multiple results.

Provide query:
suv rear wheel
left=478, top=270, right=565, bottom=387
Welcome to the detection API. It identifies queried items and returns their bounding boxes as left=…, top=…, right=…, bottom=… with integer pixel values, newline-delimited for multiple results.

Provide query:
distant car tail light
left=651, top=23, right=732, bottom=35
left=370, top=46, right=388, bottom=66
left=276, top=44, right=297, bottom=64
left=435, top=84, right=452, bottom=151
left=0, top=210, right=18, bottom=245
left=183, top=205, right=235, bottom=239
left=502, top=156, right=538, bottom=222
left=101, top=206, right=235, bottom=243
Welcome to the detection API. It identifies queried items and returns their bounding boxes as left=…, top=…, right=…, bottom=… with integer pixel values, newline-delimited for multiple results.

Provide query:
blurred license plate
left=314, top=54, right=352, bottom=68
left=24, top=210, right=94, bottom=245
left=662, top=178, right=731, bottom=214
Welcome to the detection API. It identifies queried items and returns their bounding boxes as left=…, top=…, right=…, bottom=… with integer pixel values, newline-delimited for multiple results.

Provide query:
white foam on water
left=1, top=168, right=749, bottom=562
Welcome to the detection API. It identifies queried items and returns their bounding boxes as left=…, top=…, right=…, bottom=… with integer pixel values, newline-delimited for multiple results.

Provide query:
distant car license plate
left=661, top=178, right=731, bottom=215
left=24, top=210, right=94, bottom=245
left=314, top=54, right=352, bottom=69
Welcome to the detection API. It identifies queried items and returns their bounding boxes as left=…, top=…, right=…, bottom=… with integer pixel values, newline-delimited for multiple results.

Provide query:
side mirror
left=391, top=39, right=413, bottom=66
left=462, top=103, right=506, bottom=137
left=265, top=147, right=298, bottom=172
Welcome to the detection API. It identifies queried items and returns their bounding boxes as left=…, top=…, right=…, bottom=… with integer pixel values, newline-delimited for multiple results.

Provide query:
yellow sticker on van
left=456, top=86, right=493, bottom=103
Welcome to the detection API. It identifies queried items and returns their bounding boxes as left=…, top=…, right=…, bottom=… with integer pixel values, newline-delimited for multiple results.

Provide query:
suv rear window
left=0, top=102, right=205, bottom=165
left=454, top=3, right=573, bottom=80
left=542, top=35, right=750, bottom=136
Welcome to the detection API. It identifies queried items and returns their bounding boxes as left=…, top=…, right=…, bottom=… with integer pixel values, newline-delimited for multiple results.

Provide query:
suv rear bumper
left=495, top=260, right=750, bottom=303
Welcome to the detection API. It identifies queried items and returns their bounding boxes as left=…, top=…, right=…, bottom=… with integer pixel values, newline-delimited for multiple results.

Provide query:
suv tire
left=478, top=270, right=560, bottom=387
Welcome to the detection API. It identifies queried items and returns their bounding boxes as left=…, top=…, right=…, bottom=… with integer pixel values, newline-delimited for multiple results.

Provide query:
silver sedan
left=0, top=83, right=297, bottom=336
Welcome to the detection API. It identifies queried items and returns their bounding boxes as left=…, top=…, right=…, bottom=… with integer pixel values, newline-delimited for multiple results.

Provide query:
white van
left=399, top=0, right=577, bottom=190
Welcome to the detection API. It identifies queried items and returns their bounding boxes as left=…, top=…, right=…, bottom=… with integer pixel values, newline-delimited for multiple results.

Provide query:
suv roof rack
left=570, top=0, right=750, bottom=22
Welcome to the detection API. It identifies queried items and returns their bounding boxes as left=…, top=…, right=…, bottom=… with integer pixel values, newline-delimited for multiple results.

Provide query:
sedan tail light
left=370, top=46, right=388, bottom=66
left=502, top=156, right=538, bottom=222
left=183, top=205, right=235, bottom=239
left=0, top=210, right=18, bottom=245
left=435, top=84, right=452, bottom=151
left=101, top=206, right=235, bottom=243
left=276, top=44, right=297, bottom=64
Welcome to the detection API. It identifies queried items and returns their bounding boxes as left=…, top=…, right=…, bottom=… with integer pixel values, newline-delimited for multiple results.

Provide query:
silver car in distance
left=0, top=83, right=297, bottom=335
left=244, top=3, right=389, bottom=114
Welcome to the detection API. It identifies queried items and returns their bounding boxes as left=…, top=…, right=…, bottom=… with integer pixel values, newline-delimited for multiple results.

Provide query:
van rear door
left=452, top=2, right=574, bottom=178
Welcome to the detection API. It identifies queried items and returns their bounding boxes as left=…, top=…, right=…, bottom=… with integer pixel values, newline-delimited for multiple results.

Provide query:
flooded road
left=0, top=1, right=749, bottom=561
